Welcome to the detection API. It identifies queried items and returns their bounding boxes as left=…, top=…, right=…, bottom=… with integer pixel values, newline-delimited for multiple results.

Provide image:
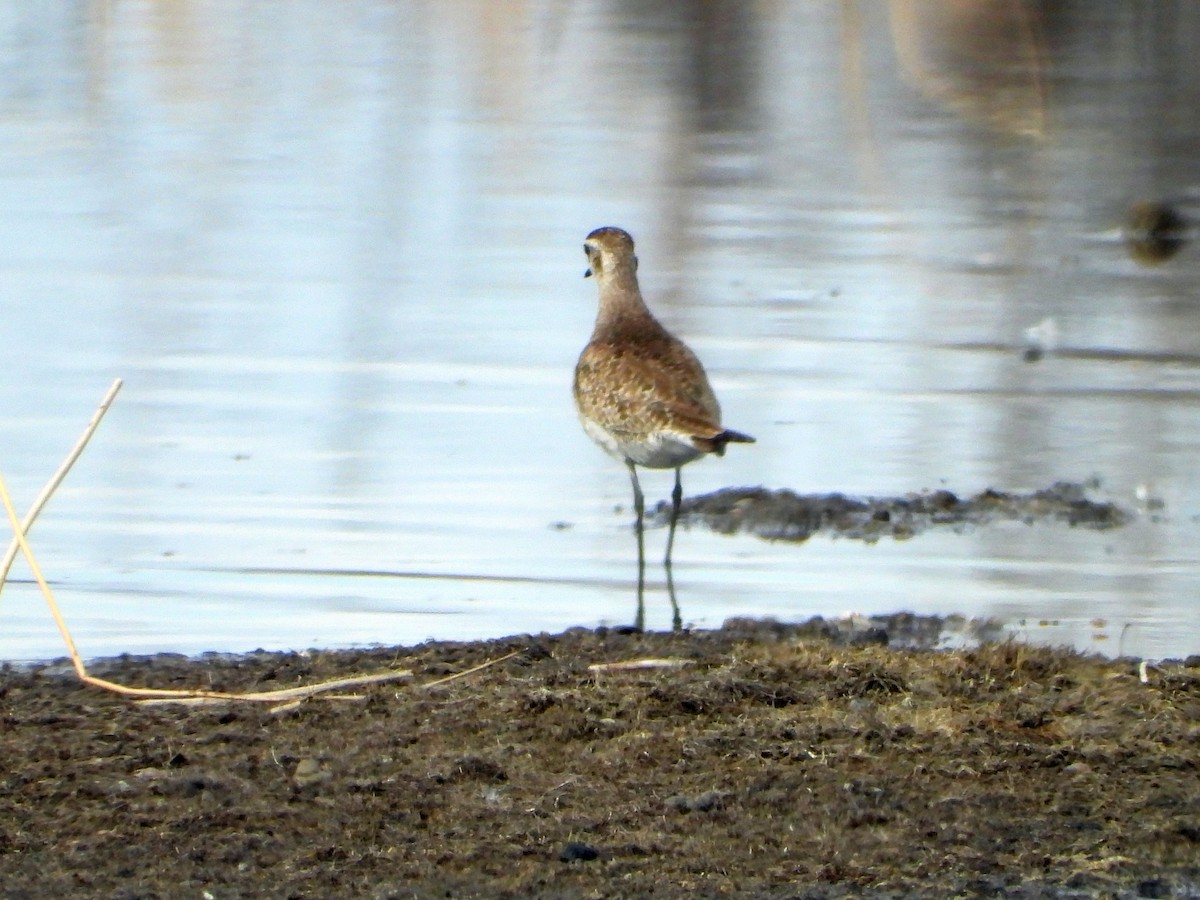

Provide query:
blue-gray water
left=2, top=1, right=1199, bottom=662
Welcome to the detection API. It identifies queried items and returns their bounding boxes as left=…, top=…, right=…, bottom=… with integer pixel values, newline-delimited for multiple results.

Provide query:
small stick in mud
left=587, top=658, right=695, bottom=673
left=421, top=648, right=526, bottom=688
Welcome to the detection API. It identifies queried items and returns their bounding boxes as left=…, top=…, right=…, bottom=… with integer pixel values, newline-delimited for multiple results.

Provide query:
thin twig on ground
left=588, top=658, right=695, bottom=673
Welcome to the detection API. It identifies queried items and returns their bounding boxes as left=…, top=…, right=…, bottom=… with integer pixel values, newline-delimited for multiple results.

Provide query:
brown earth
left=1, top=617, right=1198, bottom=899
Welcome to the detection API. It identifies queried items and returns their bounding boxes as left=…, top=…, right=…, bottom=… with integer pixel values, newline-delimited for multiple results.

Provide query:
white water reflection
left=2, top=1, right=1199, bottom=661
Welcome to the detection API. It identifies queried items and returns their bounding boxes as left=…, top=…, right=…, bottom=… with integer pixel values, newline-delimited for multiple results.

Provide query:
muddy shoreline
left=2, top=616, right=1197, bottom=898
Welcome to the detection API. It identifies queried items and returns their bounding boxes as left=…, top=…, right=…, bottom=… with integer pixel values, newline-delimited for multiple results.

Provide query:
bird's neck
left=594, top=268, right=656, bottom=335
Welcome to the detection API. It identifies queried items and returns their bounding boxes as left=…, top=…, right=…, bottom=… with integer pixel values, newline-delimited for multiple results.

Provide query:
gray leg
left=663, top=467, right=683, bottom=631
left=626, top=461, right=646, bottom=632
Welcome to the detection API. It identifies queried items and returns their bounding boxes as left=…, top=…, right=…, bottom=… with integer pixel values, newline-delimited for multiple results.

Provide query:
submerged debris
left=656, top=480, right=1129, bottom=544
left=1021, top=316, right=1059, bottom=362
left=1125, top=200, right=1189, bottom=264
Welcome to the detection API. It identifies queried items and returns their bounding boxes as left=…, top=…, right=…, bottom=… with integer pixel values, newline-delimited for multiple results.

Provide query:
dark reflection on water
left=1, top=1, right=1200, bottom=661
left=887, top=0, right=1048, bottom=138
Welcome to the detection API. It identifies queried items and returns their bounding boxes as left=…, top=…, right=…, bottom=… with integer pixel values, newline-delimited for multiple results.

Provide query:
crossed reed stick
left=0, top=378, right=514, bottom=710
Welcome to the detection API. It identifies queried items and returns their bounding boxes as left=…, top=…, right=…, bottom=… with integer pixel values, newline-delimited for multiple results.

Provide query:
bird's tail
left=697, top=429, right=756, bottom=457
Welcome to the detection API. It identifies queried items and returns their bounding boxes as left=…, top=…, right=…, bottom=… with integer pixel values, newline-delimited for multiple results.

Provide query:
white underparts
left=580, top=415, right=704, bottom=469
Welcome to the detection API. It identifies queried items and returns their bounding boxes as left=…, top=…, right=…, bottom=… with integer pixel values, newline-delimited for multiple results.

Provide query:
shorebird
left=573, top=226, right=754, bottom=631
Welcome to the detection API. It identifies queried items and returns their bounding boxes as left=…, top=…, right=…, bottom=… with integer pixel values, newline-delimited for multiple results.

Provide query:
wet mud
left=2, top=618, right=1198, bottom=898
left=658, top=480, right=1128, bottom=544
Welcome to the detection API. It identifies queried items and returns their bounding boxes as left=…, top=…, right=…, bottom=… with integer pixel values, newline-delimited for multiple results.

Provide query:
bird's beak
left=584, top=268, right=593, bottom=278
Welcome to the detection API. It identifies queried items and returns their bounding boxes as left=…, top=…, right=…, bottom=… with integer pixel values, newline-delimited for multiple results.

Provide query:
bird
left=573, top=226, right=754, bottom=631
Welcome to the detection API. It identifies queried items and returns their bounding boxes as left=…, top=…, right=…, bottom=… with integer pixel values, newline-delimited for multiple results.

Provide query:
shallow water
left=2, top=1, right=1200, bottom=661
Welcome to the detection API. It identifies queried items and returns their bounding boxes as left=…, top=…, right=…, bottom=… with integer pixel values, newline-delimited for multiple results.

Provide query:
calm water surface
left=2, top=1, right=1200, bottom=661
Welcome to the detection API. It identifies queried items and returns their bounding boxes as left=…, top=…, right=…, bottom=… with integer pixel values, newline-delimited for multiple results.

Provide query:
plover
left=573, top=226, right=754, bottom=631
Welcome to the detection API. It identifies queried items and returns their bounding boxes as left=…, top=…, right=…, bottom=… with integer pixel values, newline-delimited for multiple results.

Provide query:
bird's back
left=574, top=225, right=753, bottom=467
left=574, top=316, right=726, bottom=468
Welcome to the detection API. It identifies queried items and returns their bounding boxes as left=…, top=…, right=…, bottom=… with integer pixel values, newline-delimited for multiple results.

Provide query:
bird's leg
left=626, top=461, right=646, bottom=632
left=663, top=467, right=683, bottom=632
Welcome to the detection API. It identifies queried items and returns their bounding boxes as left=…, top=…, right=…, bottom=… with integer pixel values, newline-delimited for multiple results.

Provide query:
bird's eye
left=582, top=244, right=590, bottom=255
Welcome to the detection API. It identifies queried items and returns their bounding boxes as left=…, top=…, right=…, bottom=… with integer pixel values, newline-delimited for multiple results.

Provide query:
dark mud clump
left=659, top=480, right=1128, bottom=544
left=2, top=619, right=1198, bottom=898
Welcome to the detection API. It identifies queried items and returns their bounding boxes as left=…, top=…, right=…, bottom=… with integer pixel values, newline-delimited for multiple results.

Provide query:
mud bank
left=2, top=617, right=1197, bottom=898
left=656, top=481, right=1129, bottom=544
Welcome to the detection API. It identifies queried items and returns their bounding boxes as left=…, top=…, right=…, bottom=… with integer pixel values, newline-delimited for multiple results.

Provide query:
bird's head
left=583, top=226, right=638, bottom=279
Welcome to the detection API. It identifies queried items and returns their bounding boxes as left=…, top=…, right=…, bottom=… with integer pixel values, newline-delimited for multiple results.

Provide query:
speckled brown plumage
left=573, top=226, right=754, bottom=631
left=573, top=226, right=753, bottom=468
